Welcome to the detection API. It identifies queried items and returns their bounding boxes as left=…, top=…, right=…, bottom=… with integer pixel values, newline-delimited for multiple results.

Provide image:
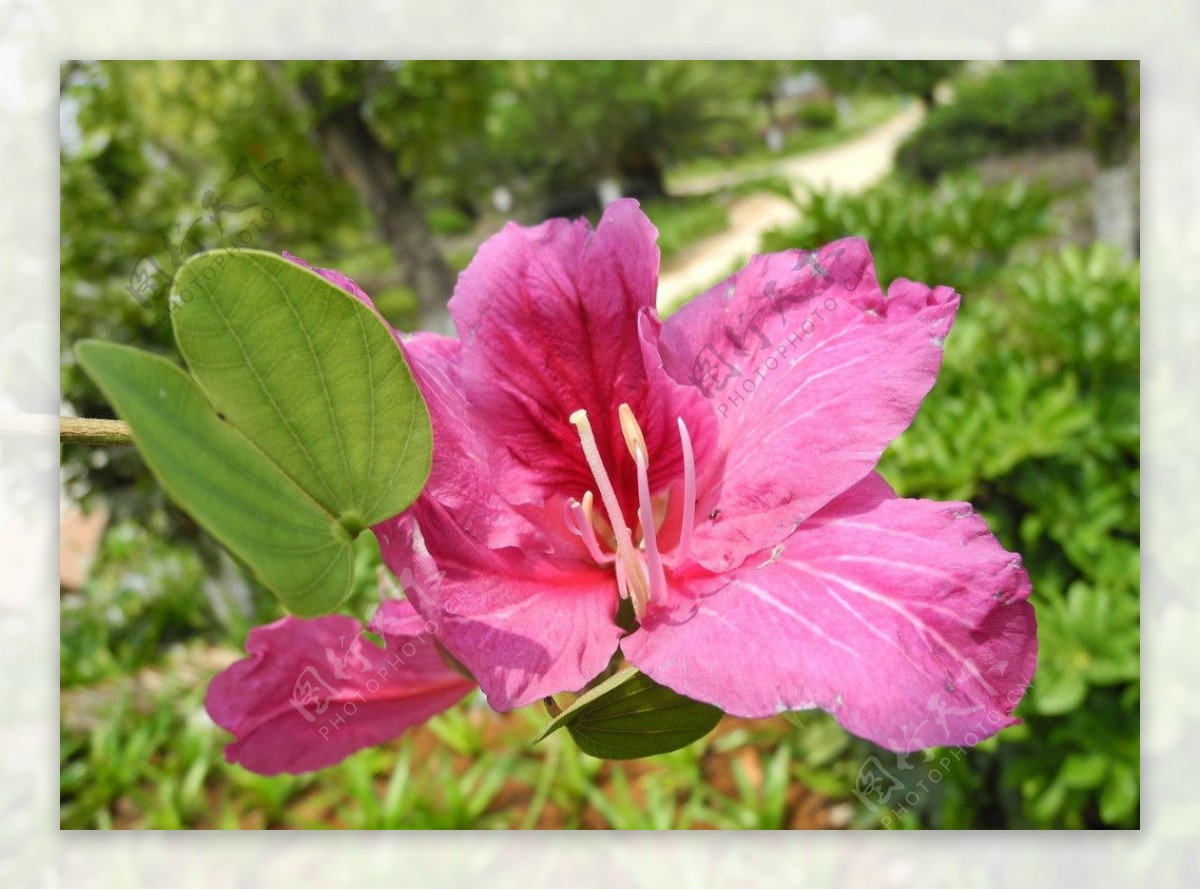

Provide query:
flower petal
left=449, top=199, right=668, bottom=516
left=658, top=239, right=960, bottom=572
left=205, top=600, right=473, bottom=775
left=397, top=332, right=550, bottom=552
left=377, top=507, right=624, bottom=712
left=623, top=474, right=1037, bottom=750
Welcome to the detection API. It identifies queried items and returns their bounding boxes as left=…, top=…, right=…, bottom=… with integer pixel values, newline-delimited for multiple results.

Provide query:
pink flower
left=209, top=202, right=1037, bottom=774
left=206, top=597, right=474, bottom=775
left=373, top=199, right=1037, bottom=752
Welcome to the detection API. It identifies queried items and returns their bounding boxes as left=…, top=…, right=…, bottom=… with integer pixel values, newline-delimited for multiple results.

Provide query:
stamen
left=634, top=447, right=666, bottom=605
left=618, top=402, right=648, bottom=462
left=570, top=409, right=649, bottom=615
left=581, top=489, right=616, bottom=550
left=567, top=494, right=613, bottom=565
left=677, top=416, right=697, bottom=559
left=563, top=498, right=582, bottom=535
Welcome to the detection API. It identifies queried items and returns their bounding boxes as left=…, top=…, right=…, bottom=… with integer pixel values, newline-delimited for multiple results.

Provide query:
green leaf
left=1058, top=752, right=1108, bottom=790
left=75, top=342, right=353, bottom=615
left=535, top=667, right=723, bottom=760
left=171, top=250, right=431, bottom=528
left=1099, top=761, right=1139, bottom=825
left=76, top=250, right=433, bottom=615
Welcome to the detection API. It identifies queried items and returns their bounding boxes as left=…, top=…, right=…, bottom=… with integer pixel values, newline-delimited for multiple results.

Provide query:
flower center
left=567, top=404, right=697, bottom=621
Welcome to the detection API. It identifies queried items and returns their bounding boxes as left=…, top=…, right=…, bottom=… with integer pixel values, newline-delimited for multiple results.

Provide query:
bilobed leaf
left=76, top=250, right=433, bottom=615
left=171, top=250, right=431, bottom=529
left=535, top=667, right=723, bottom=760
left=75, top=342, right=354, bottom=615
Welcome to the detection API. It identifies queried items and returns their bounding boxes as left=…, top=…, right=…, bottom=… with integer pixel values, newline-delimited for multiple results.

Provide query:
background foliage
left=894, top=60, right=1101, bottom=182
left=765, top=171, right=1139, bottom=828
left=60, top=60, right=1139, bottom=830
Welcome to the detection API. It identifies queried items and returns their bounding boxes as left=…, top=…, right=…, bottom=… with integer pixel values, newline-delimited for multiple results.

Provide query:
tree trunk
left=1089, top=61, right=1138, bottom=260
left=617, top=145, right=667, bottom=202
left=263, top=62, right=457, bottom=333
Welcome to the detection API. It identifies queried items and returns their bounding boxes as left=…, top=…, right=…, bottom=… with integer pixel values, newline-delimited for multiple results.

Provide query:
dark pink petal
left=658, top=240, right=960, bottom=572
left=377, top=507, right=623, bottom=712
left=623, top=474, right=1037, bottom=751
left=395, top=332, right=550, bottom=553
left=449, top=199, right=679, bottom=521
left=635, top=309, right=723, bottom=512
left=205, top=600, right=474, bottom=775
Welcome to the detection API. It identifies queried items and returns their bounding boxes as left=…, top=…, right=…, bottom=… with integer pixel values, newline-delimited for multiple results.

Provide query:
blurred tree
left=264, top=61, right=502, bottom=331
left=495, top=61, right=769, bottom=213
left=60, top=59, right=495, bottom=573
left=811, top=60, right=963, bottom=107
left=62, top=60, right=509, bottom=521
left=894, top=61, right=1094, bottom=183
left=60, top=60, right=372, bottom=607
left=58, top=59, right=784, bottom=563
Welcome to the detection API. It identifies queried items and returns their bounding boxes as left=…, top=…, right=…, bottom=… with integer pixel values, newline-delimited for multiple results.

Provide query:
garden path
left=656, top=102, right=926, bottom=312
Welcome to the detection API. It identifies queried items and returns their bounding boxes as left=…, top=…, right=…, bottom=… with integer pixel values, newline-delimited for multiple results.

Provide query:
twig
left=62, top=417, right=133, bottom=446
left=0, top=414, right=133, bottom=446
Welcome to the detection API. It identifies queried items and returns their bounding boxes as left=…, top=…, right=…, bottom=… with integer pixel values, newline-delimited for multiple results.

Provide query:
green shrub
left=765, top=174, right=1139, bottom=828
left=426, top=204, right=476, bottom=236
left=896, top=61, right=1093, bottom=181
left=761, top=173, right=1055, bottom=295
left=640, top=195, right=730, bottom=263
left=797, top=100, right=837, bottom=130
left=880, top=244, right=1140, bottom=828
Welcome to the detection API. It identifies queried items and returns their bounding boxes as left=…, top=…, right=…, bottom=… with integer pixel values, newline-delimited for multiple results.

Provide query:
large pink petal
left=658, top=239, right=960, bottom=572
left=205, top=600, right=474, bottom=775
left=377, top=505, right=624, bottom=712
left=449, top=199, right=676, bottom=520
left=623, top=475, right=1037, bottom=751
left=396, top=332, right=550, bottom=553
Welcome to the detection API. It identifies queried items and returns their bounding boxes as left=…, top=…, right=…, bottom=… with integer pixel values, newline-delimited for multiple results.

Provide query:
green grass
left=59, top=647, right=873, bottom=828
left=60, top=527, right=878, bottom=830
left=640, top=195, right=731, bottom=263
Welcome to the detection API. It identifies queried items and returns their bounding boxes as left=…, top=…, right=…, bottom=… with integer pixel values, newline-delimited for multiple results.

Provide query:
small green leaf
left=535, top=667, right=723, bottom=760
left=76, top=250, right=433, bottom=615
left=171, top=250, right=431, bottom=524
left=1099, top=762, right=1139, bottom=825
left=75, top=342, right=353, bottom=615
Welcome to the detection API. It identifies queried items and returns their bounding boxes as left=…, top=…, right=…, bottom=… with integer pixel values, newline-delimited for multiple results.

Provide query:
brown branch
left=62, top=417, right=133, bottom=446
left=0, top=415, right=134, bottom=446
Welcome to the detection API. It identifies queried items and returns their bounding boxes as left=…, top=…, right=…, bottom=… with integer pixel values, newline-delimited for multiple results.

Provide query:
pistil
left=569, top=408, right=650, bottom=617
left=619, top=404, right=666, bottom=605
